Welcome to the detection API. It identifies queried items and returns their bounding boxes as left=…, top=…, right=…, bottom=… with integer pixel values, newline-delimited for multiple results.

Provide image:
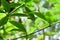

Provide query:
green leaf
left=37, top=34, right=43, bottom=40
left=9, top=3, right=21, bottom=8
left=25, top=19, right=36, bottom=34
left=0, top=15, right=9, bottom=26
left=45, top=31, right=51, bottom=36
left=50, top=15, right=59, bottom=22
left=9, top=21, right=26, bottom=33
left=24, top=0, right=33, bottom=3
left=10, top=13, right=28, bottom=17
left=34, top=12, right=53, bottom=23
left=10, top=4, right=24, bottom=13
left=35, top=18, right=49, bottom=29
left=45, top=12, right=53, bottom=23
left=1, top=0, right=10, bottom=12
left=28, top=24, right=36, bottom=34
left=48, top=0, right=56, bottom=3
left=47, top=0, right=60, bottom=3
left=0, top=13, right=6, bottom=19
left=25, top=6, right=35, bottom=21
left=0, top=36, right=3, bottom=40
left=11, top=29, right=20, bottom=31
left=25, top=0, right=32, bottom=2
left=28, top=13, right=35, bottom=21
left=25, top=0, right=33, bottom=5
left=54, top=4, right=60, bottom=11
left=34, top=12, right=46, bottom=21
left=25, top=6, right=32, bottom=12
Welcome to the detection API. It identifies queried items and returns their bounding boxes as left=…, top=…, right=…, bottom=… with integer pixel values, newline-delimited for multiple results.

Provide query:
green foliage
left=9, top=3, right=21, bottom=8
left=0, top=0, right=60, bottom=40
left=10, top=13, right=28, bottom=16
left=34, top=12, right=46, bottom=21
left=9, top=21, right=27, bottom=33
left=0, top=15, right=9, bottom=26
left=1, top=0, right=10, bottom=12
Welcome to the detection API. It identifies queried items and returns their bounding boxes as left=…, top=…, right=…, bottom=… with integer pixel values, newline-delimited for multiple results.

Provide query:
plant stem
left=12, top=21, right=60, bottom=40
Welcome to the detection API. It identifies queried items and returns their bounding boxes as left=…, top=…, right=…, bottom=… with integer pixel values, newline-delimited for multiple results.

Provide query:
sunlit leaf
left=37, top=34, right=43, bottom=40
left=45, top=31, right=51, bottom=36
left=54, top=4, right=60, bottom=11
left=28, top=24, right=36, bottom=34
left=0, top=13, right=6, bottom=19
left=47, top=0, right=60, bottom=3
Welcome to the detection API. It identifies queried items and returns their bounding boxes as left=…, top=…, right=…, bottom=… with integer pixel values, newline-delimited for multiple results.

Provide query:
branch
left=12, top=21, right=60, bottom=40
left=10, top=3, right=24, bottom=14
left=12, top=25, right=51, bottom=40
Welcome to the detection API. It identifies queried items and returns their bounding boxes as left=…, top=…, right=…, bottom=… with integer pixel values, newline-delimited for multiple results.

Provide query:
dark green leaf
left=9, top=21, right=26, bottom=33
left=25, top=6, right=32, bottom=12
left=28, top=13, right=35, bottom=21
left=1, top=0, right=10, bottom=12
left=34, top=12, right=46, bottom=21
left=25, top=0, right=33, bottom=3
left=25, top=6, right=35, bottom=21
left=0, top=36, right=3, bottom=40
left=11, top=29, right=22, bottom=31
left=10, top=3, right=21, bottom=8
left=10, top=13, right=28, bottom=16
left=0, top=15, right=9, bottom=26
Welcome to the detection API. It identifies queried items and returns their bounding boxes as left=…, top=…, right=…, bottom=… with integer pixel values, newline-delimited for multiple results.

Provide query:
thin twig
left=12, top=21, right=60, bottom=40
left=10, top=3, right=24, bottom=14
left=12, top=25, right=51, bottom=40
